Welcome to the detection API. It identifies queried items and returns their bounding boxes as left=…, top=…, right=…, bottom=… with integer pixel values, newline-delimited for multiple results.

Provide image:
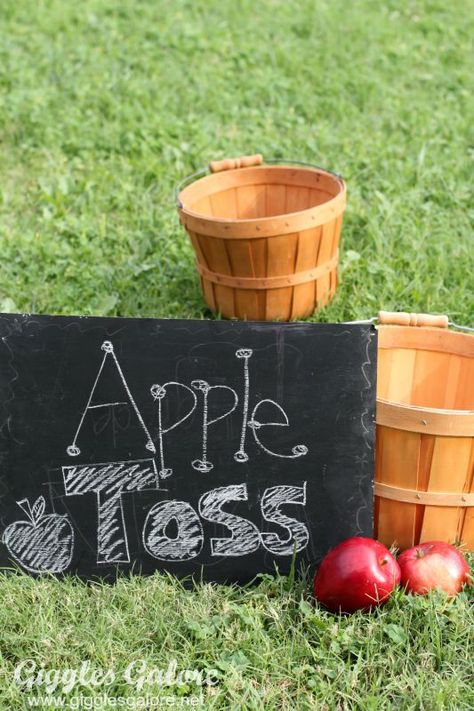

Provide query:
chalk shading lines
left=2, top=496, right=74, bottom=574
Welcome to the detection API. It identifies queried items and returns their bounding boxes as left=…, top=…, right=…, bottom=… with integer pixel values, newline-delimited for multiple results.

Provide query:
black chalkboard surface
left=0, top=313, right=377, bottom=583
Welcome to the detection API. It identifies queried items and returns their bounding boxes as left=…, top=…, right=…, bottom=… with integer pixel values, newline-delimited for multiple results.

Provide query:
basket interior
left=180, top=166, right=343, bottom=220
left=377, top=344, right=474, bottom=411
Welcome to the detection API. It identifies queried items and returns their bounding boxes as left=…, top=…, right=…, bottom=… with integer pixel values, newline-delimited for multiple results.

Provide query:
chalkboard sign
left=0, top=313, right=377, bottom=583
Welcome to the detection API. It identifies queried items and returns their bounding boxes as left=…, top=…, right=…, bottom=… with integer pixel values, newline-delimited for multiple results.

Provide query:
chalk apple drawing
left=2, top=497, right=74, bottom=574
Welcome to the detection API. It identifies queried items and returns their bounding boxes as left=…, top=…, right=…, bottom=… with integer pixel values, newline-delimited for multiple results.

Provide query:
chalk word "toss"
left=61, top=458, right=309, bottom=564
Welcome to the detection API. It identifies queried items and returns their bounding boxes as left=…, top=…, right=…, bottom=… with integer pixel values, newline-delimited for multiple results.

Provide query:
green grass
left=0, top=0, right=473, bottom=708
left=0, top=0, right=472, bottom=322
left=0, top=568, right=473, bottom=710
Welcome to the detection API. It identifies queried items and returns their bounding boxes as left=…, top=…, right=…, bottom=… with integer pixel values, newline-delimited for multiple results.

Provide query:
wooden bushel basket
left=177, top=154, right=346, bottom=320
left=375, top=311, right=474, bottom=550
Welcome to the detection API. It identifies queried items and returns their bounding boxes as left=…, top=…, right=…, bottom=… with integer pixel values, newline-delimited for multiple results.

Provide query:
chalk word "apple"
left=65, top=343, right=309, bottom=478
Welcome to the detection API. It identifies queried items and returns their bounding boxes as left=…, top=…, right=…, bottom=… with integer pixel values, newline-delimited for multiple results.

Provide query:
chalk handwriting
left=260, top=484, right=309, bottom=555
left=199, top=484, right=261, bottom=556
left=62, top=458, right=160, bottom=564
left=3, top=340, right=313, bottom=572
left=249, top=400, right=309, bottom=459
left=67, top=341, right=155, bottom=457
left=67, top=342, right=307, bottom=469
left=234, top=349, right=253, bottom=463
left=150, top=382, right=197, bottom=479
left=143, top=500, right=204, bottom=561
left=191, top=380, right=238, bottom=473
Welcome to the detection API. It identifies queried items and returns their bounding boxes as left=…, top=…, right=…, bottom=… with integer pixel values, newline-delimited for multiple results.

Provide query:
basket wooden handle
left=209, top=154, right=263, bottom=173
left=375, top=482, right=474, bottom=507
left=378, top=311, right=449, bottom=328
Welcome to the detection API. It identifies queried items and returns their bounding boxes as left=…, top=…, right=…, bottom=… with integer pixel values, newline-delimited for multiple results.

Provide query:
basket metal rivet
left=421, top=419, right=428, bottom=426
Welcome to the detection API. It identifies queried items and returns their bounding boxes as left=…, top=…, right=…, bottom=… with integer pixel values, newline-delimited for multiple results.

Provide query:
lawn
left=0, top=0, right=473, bottom=708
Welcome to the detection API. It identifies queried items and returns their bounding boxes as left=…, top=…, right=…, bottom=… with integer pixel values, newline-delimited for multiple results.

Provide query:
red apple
left=313, top=537, right=401, bottom=613
left=398, top=541, right=471, bottom=596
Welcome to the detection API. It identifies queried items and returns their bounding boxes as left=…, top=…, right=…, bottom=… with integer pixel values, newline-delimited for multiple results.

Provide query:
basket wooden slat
left=463, top=445, right=474, bottom=547
left=419, top=437, right=472, bottom=542
left=292, top=228, right=319, bottom=318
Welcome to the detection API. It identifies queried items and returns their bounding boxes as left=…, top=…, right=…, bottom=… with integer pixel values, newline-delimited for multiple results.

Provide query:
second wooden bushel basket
left=177, top=154, right=346, bottom=321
